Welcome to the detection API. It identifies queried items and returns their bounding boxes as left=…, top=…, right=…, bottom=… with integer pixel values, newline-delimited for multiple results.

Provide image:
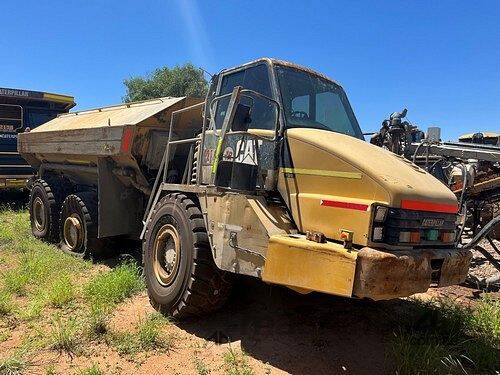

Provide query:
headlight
left=373, top=205, right=388, bottom=222
left=372, top=226, right=384, bottom=241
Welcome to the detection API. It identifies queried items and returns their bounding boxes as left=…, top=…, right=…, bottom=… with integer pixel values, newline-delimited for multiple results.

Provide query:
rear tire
left=29, top=178, right=67, bottom=242
left=58, top=192, right=103, bottom=258
left=143, top=193, right=231, bottom=318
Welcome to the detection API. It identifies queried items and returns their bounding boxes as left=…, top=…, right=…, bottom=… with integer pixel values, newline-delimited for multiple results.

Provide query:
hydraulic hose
left=460, top=215, right=500, bottom=250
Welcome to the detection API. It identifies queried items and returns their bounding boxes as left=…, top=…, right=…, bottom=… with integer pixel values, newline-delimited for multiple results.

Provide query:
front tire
left=143, top=193, right=231, bottom=318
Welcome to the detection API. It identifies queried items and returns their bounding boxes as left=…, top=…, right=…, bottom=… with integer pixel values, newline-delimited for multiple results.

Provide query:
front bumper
left=352, top=246, right=472, bottom=300
left=262, top=234, right=472, bottom=300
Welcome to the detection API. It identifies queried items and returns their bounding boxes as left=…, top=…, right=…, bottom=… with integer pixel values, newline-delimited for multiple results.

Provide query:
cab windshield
left=276, top=65, right=363, bottom=139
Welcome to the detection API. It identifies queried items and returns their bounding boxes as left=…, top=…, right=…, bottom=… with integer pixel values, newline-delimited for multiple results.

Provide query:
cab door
left=202, top=63, right=280, bottom=191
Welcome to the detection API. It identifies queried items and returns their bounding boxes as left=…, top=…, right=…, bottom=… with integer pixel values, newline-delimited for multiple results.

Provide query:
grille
left=381, top=208, right=457, bottom=246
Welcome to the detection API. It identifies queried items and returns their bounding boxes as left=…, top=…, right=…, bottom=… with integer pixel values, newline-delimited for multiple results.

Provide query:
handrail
left=143, top=102, right=206, bottom=222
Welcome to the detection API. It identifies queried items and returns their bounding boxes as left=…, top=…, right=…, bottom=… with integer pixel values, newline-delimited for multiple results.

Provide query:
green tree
left=123, top=63, right=208, bottom=102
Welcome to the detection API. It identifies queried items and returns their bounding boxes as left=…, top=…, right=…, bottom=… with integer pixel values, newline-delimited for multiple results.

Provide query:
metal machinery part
left=152, top=224, right=181, bottom=286
left=63, top=214, right=84, bottom=251
left=32, top=196, right=46, bottom=232
left=372, top=110, right=500, bottom=286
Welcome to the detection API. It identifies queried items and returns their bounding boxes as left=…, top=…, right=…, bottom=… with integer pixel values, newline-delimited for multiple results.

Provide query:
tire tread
left=143, top=193, right=231, bottom=318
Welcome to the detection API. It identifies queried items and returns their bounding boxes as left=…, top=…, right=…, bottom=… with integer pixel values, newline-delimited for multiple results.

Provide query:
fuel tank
left=277, top=128, right=458, bottom=246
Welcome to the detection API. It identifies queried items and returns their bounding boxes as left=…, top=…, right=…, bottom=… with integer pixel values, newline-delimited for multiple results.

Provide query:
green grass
left=0, top=209, right=89, bottom=319
left=470, top=295, right=500, bottom=338
left=46, top=275, right=75, bottom=308
left=391, top=296, right=500, bottom=375
left=0, top=208, right=29, bottom=246
left=85, top=305, right=110, bottom=338
left=106, top=331, right=138, bottom=355
left=194, top=356, right=210, bottom=375
left=84, top=262, right=144, bottom=309
left=0, top=329, right=11, bottom=343
left=49, top=315, right=80, bottom=354
left=0, top=291, right=14, bottom=316
left=2, top=268, right=30, bottom=296
left=1, top=238, right=88, bottom=300
left=17, top=296, right=46, bottom=321
left=136, top=312, right=171, bottom=350
left=223, top=347, right=255, bottom=375
left=107, top=312, right=172, bottom=355
left=44, top=364, right=57, bottom=375
left=78, top=364, right=104, bottom=375
left=0, top=352, right=27, bottom=375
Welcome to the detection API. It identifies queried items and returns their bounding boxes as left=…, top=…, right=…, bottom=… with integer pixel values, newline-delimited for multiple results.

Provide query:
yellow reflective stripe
left=212, top=138, right=224, bottom=173
left=43, top=93, right=75, bottom=103
left=281, top=168, right=362, bottom=179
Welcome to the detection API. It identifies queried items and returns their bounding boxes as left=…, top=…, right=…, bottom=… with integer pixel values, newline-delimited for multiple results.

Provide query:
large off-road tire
left=58, top=192, right=103, bottom=258
left=29, top=178, right=68, bottom=242
left=143, top=193, right=231, bottom=318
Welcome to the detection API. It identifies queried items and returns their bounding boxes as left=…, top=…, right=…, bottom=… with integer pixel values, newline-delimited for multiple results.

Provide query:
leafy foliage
left=123, top=63, right=208, bottom=102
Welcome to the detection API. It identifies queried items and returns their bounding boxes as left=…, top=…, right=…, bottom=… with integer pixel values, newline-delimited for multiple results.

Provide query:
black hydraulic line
left=460, top=215, right=500, bottom=250
left=487, top=236, right=500, bottom=256
left=457, top=163, right=468, bottom=211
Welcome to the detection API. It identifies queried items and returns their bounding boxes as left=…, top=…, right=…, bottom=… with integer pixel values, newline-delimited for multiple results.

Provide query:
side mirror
left=231, top=103, right=252, bottom=132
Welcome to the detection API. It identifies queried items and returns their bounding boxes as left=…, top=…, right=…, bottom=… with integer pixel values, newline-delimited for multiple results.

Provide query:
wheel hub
left=33, top=197, right=46, bottom=231
left=153, top=224, right=181, bottom=286
left=63, top=214, right=83, bottom=252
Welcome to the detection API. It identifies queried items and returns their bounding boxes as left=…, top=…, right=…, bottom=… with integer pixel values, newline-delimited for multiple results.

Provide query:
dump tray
left=18, top=96, right=204, bottom=191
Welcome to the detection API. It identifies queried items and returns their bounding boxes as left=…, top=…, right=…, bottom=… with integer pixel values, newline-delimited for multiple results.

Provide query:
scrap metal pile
left=370, top=110, right=500, bottom=288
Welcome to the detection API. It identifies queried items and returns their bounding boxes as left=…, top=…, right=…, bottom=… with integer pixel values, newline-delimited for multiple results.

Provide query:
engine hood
left=285, top=128, right=458, bottom=209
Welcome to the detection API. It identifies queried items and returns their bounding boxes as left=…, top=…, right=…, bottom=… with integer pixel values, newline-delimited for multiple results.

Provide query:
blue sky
left=1, top=0, right=499, bottom=140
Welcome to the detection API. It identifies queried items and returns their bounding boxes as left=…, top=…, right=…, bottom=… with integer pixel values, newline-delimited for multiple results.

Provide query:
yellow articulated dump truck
left=18, top=58, right=472, bottom=317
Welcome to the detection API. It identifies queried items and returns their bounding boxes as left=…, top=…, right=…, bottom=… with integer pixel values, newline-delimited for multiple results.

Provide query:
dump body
left=19, top=96, right=203, bottom=186
left=19, top=96, right=203, bottom=238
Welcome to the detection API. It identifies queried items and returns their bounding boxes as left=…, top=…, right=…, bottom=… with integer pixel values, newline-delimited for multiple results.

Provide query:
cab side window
left=215, top=64, right=275, bottom=130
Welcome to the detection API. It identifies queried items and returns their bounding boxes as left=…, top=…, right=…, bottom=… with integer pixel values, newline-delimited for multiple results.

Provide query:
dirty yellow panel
left=262, top=235, right=357, bottom=297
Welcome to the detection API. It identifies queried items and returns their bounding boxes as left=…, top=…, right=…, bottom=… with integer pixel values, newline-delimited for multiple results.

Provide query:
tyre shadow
left=93, top=242, right=403, bottom=374
left=177, top=276, right=405, bottom=375
left=66, top=221, right=412, bottom=375
left=0, top=189, right=29, bottom=211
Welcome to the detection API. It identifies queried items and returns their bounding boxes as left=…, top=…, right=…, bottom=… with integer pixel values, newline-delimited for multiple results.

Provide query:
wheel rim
left=33, top=197, right=46, bottom=231
left=153, top=224, right=181, bottom=286
left=63, top=214, right=84, bottom=253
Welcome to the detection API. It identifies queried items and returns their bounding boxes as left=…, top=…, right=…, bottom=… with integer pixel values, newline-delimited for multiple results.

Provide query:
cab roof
left=218, top=58, right=343, bottom=87
left=0, top=87, right=75, bottom=109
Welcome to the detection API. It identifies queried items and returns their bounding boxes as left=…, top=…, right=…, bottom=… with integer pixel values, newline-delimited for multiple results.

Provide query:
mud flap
left=262, top=235, right=357, bottom=297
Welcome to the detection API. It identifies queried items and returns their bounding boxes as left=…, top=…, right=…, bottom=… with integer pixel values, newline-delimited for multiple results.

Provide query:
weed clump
left=0, top=351, right=27, bottom=375
left=107, top=312, right=172, bottom=355
left=49, top=315, right=80, bottom=354
left=223, top=347, right=255, bottom=375
left=78, top=363, right=104, bottom=375
left=0, top=291, right=14, bottom=316
left=84, top=262, right=144, bottom=308
left=391, top=296, right=500, bottom=374
left=47, top=275, right=75, bottom=308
